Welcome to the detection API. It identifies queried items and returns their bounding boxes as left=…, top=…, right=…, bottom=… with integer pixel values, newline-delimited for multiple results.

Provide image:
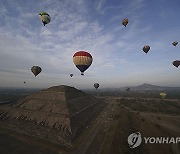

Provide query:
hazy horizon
left=0, top=0, right=180, bottom=89
left=1, top=83, right=180, bottom=91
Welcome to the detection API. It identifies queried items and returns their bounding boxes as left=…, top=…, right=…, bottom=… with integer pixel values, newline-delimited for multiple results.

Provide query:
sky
left=0, top=0, right=180, bottom=89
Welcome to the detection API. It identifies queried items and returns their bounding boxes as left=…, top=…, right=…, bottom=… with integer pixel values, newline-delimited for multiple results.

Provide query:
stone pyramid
left=0, top=85, right=106, bottom=145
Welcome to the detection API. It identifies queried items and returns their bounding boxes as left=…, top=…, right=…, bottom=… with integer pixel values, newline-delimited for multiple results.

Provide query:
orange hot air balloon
left=122, top=18, right=128, bottom=27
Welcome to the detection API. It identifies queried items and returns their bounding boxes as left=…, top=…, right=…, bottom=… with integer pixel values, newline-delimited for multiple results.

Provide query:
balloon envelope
left=172, top=60, right=180, bottom=68
left=31, top=66, right=42, bottom=77
left=70, top=74, right=73, bottom=77
left=172, top=41, right=178, bottom=46
left=122, top=18, right=128, bottom=27
left=39, top=12, right=51, bottom=26
left=73, top=51, right=93, bottom=75
left=143, top=45, right=150, bottom=54
left=160, top=93, right=166, bottom=99
left=126, top=87, right=130, bottom=91
left=94, top=83, right=99, bottom=89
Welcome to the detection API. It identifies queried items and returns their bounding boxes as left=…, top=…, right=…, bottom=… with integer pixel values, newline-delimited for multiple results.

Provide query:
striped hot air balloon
left=73, top=51, right=93, bottom=75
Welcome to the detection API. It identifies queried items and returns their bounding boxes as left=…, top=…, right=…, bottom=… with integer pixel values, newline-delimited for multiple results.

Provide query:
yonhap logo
left=128, top=132, right=180, bottom=149
left=128, top=132, right=142, bottom=148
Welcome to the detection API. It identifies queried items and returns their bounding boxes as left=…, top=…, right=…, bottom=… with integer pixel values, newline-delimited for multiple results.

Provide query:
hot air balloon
left=94, top=83, right=99, bottom=90
left=122, top=18, right=128, bottom=27
left=172, top=41, right=178, bottom=47
left=143, top=45, right=150, bottom=54
left=39, top=12, right=51, bottom=26
left=73, top=51, right=93, bottom=75
left=24, top=81, right=26, bottom=84
left=160, top=93, right=166, bottom=99
left=70, top=74, right=73, bottom=77
left=172, top=60, right=180, bottom=68
left=31, top=66, right=42, bottom=77
left=126, top=87, right=130, bottom=91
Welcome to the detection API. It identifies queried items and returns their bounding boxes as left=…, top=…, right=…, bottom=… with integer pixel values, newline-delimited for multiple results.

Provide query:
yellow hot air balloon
left=160, top=93, right=166, bottom=99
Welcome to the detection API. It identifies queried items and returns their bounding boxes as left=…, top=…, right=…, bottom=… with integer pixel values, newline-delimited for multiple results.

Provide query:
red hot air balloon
left=73, top=51, right=93, bottom=75
left=172, top=60, right=180, bottom=68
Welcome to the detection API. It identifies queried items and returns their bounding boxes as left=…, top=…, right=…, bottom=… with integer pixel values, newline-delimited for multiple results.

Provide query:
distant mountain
left=96, top=83, right=180, bottom=92
left=129, top=83, right=180, bottom=91
left=131, top=83, right=162, bottom=90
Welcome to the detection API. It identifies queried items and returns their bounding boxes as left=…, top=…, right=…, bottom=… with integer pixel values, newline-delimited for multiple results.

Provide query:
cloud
left=95, top=0, right=106, bottom=14
left=0, top=0, right=180, bottom=88
left=0, top=2, right=7, bottom=15
left=0, top=67, right=29, bottom=75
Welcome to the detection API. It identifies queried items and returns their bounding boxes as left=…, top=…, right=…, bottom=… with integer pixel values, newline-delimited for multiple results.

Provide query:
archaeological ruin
left=0, top=85, right=106, bottom=146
